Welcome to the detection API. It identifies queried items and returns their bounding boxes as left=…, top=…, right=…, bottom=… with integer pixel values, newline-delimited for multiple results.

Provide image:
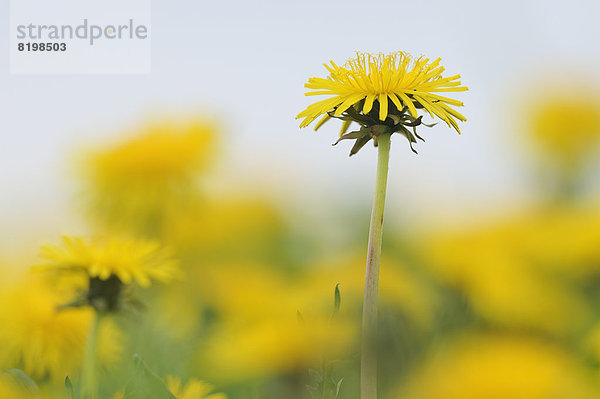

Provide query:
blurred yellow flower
left=297, top=51, right=467, bottom=132
left=202, top=312, right=355, bottom=381
left=194, top=262, right=355, bottom=380
left=164, top=195, right=283, bottom=258
left=81, top=119, right=218, bottom=233
left=155, top=195, right=285, bottom=339
left=92, top=120, right=216, bottom=180
left=524, top=84, right=600, bottom=170
left=0, top=375, right=31, bottom=399
left=421, top=205, right=599, bottom=336
left=187, top=253, right=434, bottom=380
left=512, top=204, right=600, bottom=276
left=0, top=275, right=123, bottom=382
left=166, top=376, right=226, bottom=399
left=398, top=335, right=597, bottom=399
left=37, top=236, right=179, bottom=287
left=307, top=253, right=436, bottom=328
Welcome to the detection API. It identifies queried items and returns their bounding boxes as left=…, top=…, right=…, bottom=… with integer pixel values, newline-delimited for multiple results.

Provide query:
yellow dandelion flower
left=81, top=118, right=218, bottom=234
left=35, top=236, right=180, bottom=312
left=37, top=236, right=179, bottom=287
left=195, top=262, right=355, bottom=380
left=420, top=206, right=600, bottom=336
left=92, top=120, right=217, bottom=181
left=0, top=275, right=122, bottom=382
left=164, top=195, right=283, bottom=258
left=297, top=52, right=467, bottom=154
left=0, top=375, right=31, bottom=399
left=166, top=376, right=226, bottom=399
left=525, top=83, right=600, bottom=171
left=201, top=312, right=355, bottom=381
left=398, top=335, right=597, bottom=399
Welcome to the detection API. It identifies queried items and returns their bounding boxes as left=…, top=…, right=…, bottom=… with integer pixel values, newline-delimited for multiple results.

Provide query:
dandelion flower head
left=297, top=51, right=467, bottom=154
left=0, top=374, right=31, bottom=399
left=37, top=236, right=180, bottom=288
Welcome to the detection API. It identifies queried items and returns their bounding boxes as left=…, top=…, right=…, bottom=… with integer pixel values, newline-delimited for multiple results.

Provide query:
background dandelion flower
left=398, top=335, right=597, bottom=399
left=37, top=236, right=179, bottom=288
left=0, top=276, right=123, bottom=382
left=524, top=83, right=600, bottom=173
left=81, top=119, right=219, bottom=235
left=0, top=376, right=32, bottom=399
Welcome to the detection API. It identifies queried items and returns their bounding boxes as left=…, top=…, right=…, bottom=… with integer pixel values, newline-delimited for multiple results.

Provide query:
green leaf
left=331, top=283, right=341, bottom=320
left=122, top=355, right=176, bottom=399
left=65, top=376, right=75, bottom=399
left=334, top=378, right=344, bottom=399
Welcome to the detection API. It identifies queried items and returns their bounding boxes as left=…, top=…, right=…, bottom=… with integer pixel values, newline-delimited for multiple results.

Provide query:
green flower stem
left=81, top=312, right=102, bottom=399
left=361, top=133, right=391, bottom=399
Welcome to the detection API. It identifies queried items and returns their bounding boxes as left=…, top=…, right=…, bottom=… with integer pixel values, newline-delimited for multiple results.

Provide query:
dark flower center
left=87, top=275, right=123, bottom=312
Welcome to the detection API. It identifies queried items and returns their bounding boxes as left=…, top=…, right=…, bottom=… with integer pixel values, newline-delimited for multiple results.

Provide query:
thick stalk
left=81, top=313, right=102, bottom=399
left=361, top=133, right=391, bottom=399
